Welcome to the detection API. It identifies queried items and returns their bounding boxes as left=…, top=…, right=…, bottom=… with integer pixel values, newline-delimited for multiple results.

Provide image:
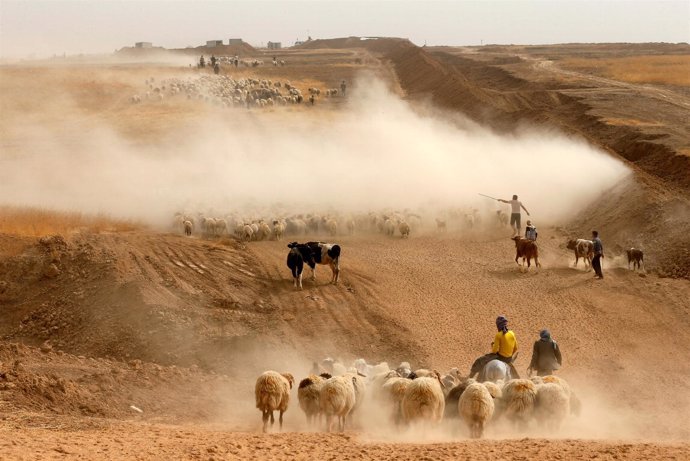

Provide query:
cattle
left=286, top=242, right=315, bottom=290
left=566, top=239, right=593, bottom=271
left=512, top=236, right=541, bottom=270
left=306, top=241, right=341, bottom=283
left=627, top=248, right=644, bottom=270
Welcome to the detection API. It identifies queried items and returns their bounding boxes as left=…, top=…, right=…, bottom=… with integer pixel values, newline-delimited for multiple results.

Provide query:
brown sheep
left=255, top=371, right=295, bottom=432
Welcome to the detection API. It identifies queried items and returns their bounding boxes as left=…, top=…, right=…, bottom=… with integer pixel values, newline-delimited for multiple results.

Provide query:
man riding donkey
left=470, top=316, right=520, bottom=380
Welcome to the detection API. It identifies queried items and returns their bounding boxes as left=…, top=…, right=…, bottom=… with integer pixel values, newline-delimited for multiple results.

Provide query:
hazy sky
left=1, top=0, right=688, bottom=58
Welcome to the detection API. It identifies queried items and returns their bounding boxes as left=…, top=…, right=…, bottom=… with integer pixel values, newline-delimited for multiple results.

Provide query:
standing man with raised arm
left=498, top=195, right=530, bottom=237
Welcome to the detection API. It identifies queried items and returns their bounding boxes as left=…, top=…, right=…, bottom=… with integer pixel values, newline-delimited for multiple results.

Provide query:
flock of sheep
left=130, top=73, right=344, bottom=109
left=255, top=358, right=580, bottom=438
left=173, top=207, right=510, bottom=242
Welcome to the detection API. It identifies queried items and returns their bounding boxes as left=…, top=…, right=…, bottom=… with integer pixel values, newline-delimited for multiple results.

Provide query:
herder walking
left=498, top=195, right=530, bottom=237
left=592, top=230, right=604, bottom=279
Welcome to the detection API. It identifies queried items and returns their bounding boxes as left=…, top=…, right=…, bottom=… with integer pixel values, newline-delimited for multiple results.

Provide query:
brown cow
left=566, top=239, right=594, bottom=271
left=512, top=236, right=541, bottom=269
left=627, top=248, right=644, bottom=270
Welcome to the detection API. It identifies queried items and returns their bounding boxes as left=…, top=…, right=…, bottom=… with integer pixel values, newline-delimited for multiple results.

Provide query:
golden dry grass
left=0, top=206, right=140, bottom=237
left=560, top=55, right=690, bottom=86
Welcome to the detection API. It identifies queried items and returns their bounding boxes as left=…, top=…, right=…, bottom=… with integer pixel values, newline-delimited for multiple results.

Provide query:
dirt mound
left=0, top=342, right=231, bottom=421
left=0, top=232, right=423, bottom=372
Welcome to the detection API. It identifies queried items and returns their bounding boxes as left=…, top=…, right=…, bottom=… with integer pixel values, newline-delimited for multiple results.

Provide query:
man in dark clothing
left=528, top=329, right=562, bottom=376
left=592, top=230, right=604, bottom=279
left=340, top=80, right=347, bottom=96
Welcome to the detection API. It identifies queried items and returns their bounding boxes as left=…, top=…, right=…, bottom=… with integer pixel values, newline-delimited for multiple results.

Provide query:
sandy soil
left=1, top=40, right=690, bottom=459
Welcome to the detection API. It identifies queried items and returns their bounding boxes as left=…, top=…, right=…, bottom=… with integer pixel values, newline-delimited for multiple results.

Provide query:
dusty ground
left=1, top=40, right=690, bottom=459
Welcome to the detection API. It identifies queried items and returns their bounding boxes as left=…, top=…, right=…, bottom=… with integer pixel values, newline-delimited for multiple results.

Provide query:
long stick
left=478, top=193, right=499, bottom=201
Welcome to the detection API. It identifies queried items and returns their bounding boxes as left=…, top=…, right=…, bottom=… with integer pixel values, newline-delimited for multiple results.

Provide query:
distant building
left=206, top=40, right=224, bottom=47
left=135, top=42, right=152, bottom=48
left=228, top=38, right=243, bottom=45
left=267, top=41, right=282, bottom=50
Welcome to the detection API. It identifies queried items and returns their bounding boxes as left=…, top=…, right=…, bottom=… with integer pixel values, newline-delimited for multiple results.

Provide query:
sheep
left=401, top=374, right=445, bottom=425
left=346, top=218, right=355, bottom=235
left=370, top=369, right=399, bottom=397
left=399, top=221, right=411, bottom=238
left=183, top=220, right=193, bottom=236
left=298, top=374, right=327, bottom=426
left=273, top=220, right=286, bottom=241
left=214, top=218, right=228, bottom=236
left=242, top=224, right=254, bottom=241
left=482, top=381, right=502, bottom=399
left=458, top=382, right=495, bottom=438
left=384, top=219, right=396, bottom=237
left=541, top=375, right=571, bottom=397
left=319, top=375, right=357, bottom=432
left=325, top=219, right=337, bottom=237
left=443, top=378, right=475, bottom=419
left=411, top=368, right=436, bottom=378
left=534, top=382, right=570, bottom=431
left=203, top=217, right=216, bottom=237
left=255, top=371, right=295, bottom=433
left=381, top=376, right=411, bottom=425
left=257, top=221, right=271, bottom=241
left=496, top=210, right=509, bottom=227
left=501, top=379, right=537, bottom=425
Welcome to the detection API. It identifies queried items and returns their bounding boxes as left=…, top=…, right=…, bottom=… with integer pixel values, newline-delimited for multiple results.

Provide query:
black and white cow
left=306, top=241, right=341, bottom=283
left=286, top=242, right=314, bottom=289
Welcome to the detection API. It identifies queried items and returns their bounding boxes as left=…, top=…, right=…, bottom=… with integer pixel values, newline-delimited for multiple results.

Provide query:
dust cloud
left=0, top=75, right=629, bottom=226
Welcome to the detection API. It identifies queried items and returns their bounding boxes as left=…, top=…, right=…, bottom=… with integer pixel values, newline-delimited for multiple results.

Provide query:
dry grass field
left=559, top=54, right=690, bottom=86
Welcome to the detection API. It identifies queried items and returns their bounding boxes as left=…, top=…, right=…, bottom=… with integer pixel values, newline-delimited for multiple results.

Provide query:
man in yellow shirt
left=470, top=316, right=520, bottom=379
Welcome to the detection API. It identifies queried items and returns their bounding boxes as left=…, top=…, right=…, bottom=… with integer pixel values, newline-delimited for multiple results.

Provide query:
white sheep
left=242, top=224, right=254, bottom=242
left=458, top=382, right=495, bottom=438
left=325, top=219, right=337, bottom=237
left=501, top=379, right=537, bottom=426
left=203, top=217, right=216, bottom=236
left=401, top=375, right=445, bottom=425
left=534, top=382, right=570, bottom=431
left=381, top=376, right=411, bottom=425
left=183, top=220, right=193, bottom=236
left=273, top=220, right=286, bottom=241
left=255, top=371, right=295, bottom=433
left=482, top=380, right=502, bottom=399
left=298, top=374, right=327, bottom=426
left=319, top=375, right=357, bottom=432
left=346, top=372, right=367, bottom=414
left=214, top=218, right=228, bottom=236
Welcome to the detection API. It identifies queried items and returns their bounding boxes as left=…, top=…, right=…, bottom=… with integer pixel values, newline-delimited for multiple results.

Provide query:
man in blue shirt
left=592, top=230, right=604, bottom=279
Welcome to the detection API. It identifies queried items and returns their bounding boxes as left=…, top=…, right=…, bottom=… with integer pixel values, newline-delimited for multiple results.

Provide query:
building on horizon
left=206, top=40, right=224, bottom=47
left=228, top=38, right=243, bottom=45
left=135, top=42, right=152, bottom=48
left=267, top=41, right=282, bottom=50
